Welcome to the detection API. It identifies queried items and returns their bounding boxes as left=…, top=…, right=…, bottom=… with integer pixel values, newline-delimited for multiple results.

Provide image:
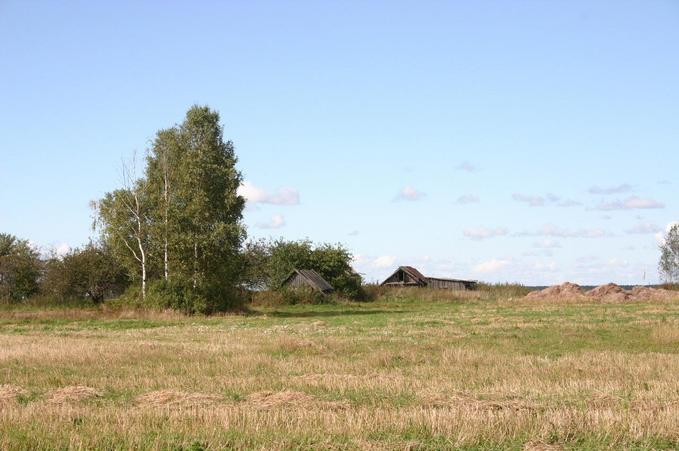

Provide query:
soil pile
left=628, top=286, right=676, bottom=301
left=586, top=283, right=629, bottom=302
left=525, top=282, right=586, bottom=300
left=526, top=283, right=677, bottom=302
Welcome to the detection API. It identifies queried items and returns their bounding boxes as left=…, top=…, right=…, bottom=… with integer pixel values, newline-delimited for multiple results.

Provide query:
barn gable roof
left=381, top=266, right=477, bottom=288
left=381, top=266, right=428, bottom=286
left=281, top=269, right=334, bottom=293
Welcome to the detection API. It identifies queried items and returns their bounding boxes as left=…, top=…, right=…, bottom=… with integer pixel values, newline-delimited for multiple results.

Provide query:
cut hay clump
left=0, top=385, right=29, bottom=404
left=135, top=390, right=223, bottom=407
left=246, top=390, right=315, bottom=409
left=245, top=390, right=349, bottom=410
left=47, top=386, right=102, bottom=404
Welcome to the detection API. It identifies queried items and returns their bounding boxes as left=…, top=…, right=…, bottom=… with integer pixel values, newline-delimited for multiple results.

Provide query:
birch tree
left=659, top=223, right=679, bottom=283
left=96, top=159, right=151, bottom=300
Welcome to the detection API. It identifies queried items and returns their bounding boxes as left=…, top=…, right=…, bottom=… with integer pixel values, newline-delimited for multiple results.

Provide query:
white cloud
left=656, top=221, right=679, bottom=245
left=454, top=194, right=480, bottom=205
left=373, top=255, right=396, bottom=268
left=456, top=161, right=478, bottom=172
left=238, top=181, right=300, bottom=205
left=473, top=258, right=511, bottom=274
left=512, top=193, right=544, bottom=207
left=516, top=224, right=609, bottom=238
left=395, top=185, right=425, bottom=201
left=463, top=227, right=508, bottom=240
left=594, top=196, right=664, bottom=211
left=256, top=214, right=285, bottom=229
left=625, top=223, right=661, bottom=234
left=55, top=242, right=71, bottom=258
left=588, top=184, right=633, bottom=195
left=348, top=230, right=359, bottom=236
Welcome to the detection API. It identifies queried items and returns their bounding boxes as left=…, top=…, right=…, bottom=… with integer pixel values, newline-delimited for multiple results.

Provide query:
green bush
left=0, top=233, right=41, bottom=301
left=42, top=244, right=129, bottom=302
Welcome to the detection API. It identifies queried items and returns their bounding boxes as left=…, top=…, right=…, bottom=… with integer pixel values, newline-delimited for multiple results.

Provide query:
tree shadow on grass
left=258, top=309, right=408, bottom=318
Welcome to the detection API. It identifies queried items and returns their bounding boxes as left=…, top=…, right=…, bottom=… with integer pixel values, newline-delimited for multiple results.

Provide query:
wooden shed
left=380, top=266, right=428, bottom=287
left=281, top=269, right=334, bottom=294
left=380, top=266, right=476, bottom=291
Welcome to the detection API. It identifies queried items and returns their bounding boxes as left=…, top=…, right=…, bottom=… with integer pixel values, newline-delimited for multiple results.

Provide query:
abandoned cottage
left=381, top=266, right=476, bottom=291
left=281, top=269, right=334, bottom=294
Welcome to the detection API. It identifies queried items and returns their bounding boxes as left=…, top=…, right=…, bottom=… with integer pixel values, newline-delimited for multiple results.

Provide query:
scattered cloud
left=556, top=199, right=582, bottom=207
left=594, top=196, right=665, bottom=211
left=256, top=214, right=285, bottom=229
left=454, top=194, right=480, bottom=205
left=395, top=185, right=425, bottom=201
left=238, top=181, right=300, bottom=205
left=533, top=239, right=561, bottom=249
left=588, top=183, right=633, bottom=195
left=463, top=227, right=508, bottom=240
left=348, top=230, right=360, bottom=236
left=512, top=193, right=581, bottom=208
left=658, top=180, right=671, bottom=185
left=512, top=193, right=545, bottom=207
left=456, top=161, right=478, bottom=172
left=373, top=255, right=396, bottom=268
left=516, top=224, right=609, bottom=238
left=625, top=223, right=661, bottom=234
left=473, top=258, right=511, bottom=274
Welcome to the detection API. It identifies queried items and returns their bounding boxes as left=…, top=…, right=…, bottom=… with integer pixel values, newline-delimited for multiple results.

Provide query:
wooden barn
left=381, top=266, right=477, bottom=291
left=281, top=269, right=334, bottom=294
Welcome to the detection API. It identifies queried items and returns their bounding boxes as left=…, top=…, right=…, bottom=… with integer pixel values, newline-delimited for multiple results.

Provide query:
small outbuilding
left=281, top=269, right=334, bottom=294
left=381, top=266, right=477, bottom=291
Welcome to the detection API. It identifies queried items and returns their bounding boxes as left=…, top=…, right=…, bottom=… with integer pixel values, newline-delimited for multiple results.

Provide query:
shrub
left=477, top=282, right=530, bottom=298
left=0, top=233, right=41, bottom=301
left=42, top=244, right=129, bottom=302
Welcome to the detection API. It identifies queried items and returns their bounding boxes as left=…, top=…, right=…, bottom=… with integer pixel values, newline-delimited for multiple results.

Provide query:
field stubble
left=1, top=291, right=679, bottom=450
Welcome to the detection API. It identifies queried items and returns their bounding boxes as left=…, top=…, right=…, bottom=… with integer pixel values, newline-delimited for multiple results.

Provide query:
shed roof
left=381, top=266, right=428, bottom=285
left=282, top=269, right=334, bottom=293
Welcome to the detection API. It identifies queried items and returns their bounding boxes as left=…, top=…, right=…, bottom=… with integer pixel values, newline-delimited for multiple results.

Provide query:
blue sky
left=1, top=1, right=677, bottom=285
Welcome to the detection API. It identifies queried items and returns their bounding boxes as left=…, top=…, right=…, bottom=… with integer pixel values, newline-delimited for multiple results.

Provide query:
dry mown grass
left=1, top=296, right=679, bottom=449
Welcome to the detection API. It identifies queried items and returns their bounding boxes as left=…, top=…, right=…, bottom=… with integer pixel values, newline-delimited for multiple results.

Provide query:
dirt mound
left=135, top=390, right=222, bottom=407
left=47, top=386, right=101, bottom=404
left=586, top=283, right=630, bottom=301
left=525, top=282, right=585, bottom=300
left=629, top=286, right=677, bottom=301
left=0, top=385, right=28, bottom=404
left=526, top=283, right=678, bottom=302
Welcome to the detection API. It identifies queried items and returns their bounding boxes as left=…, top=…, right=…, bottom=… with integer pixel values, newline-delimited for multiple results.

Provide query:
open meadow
left=2, top=290, right=679, bottom=450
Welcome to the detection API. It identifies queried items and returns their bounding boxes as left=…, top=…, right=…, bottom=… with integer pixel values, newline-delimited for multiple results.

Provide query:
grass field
left=2, top=291, right=679, bottom=450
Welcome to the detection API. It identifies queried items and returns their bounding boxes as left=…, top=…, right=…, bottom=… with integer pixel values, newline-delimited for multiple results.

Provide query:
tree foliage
left=659, top=223, right=679, bottom=283
left=43, top=243, right=129, bottom=302
left=0, top=233, right=41, bottom=301
left=96, top=105, right=246, bottom=312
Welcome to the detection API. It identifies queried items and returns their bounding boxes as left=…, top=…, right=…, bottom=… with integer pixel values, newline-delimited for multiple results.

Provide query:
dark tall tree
left=0, top=233, right=41, bottom=301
